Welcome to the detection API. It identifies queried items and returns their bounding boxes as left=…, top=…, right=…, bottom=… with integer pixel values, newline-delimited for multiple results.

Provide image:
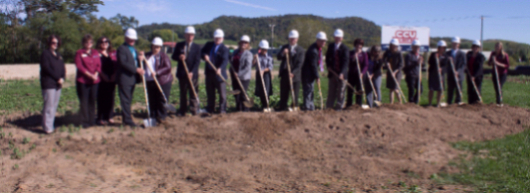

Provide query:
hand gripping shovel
left=448, top=58, right=465, bottom=105
left=435, top=54, right=448, bottom=107
left=354, top=54, right=370, bottom=109
left=230, top=66, right=254, bottom=108
left=206, top=60, right=241, bottom=96
left=328, top=68, right=370, bottom=109
left=285, top=54, right=299, bottom=112
left=255, top=54, right=272, bottom=112
left=182, top=60, right=209, bottom=115
left=143, top=58, right=177, bottom=113
left=139, top=60, right=157, bottom=127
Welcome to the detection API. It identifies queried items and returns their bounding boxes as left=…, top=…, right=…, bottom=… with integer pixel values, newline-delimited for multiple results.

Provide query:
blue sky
left=98, top=0, right=530, bottom=44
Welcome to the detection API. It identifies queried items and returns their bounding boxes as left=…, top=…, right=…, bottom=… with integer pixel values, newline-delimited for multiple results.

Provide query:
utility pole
left=480, top=15, right=484, bottom=49
left=269, top=24, right=276, bottom=49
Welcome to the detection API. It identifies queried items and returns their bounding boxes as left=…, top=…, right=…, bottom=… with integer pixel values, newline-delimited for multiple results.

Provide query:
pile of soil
left=1, top=104, right=529, bottom=192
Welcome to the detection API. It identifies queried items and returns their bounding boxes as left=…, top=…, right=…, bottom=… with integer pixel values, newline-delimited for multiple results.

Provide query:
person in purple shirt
left=347, top=38, right=372, bottom=107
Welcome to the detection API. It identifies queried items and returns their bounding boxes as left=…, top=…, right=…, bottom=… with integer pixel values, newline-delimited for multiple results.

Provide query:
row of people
left=39, top=27, right=509, bottom=132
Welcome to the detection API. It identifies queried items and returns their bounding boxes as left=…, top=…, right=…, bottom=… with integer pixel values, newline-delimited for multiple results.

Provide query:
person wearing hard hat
left=488, top=41, right=510, bottom=106
left=383, top=38, right=404, bottom=104
left=230, top=35, right=253, bottom=112
left=427, top=40, right=449, bottom=107
left=301, top=31, right=327, bottom=111
left=325, top=29, right=349, bottom=110
left=201, top=29, right=230, bottom=114
left=74, top=34, right=101, bottom=128
left=117, top=28, right=145, bottom=127
left=254, top=40, right=274, bottom=110
left=445, top=36, right=467, bottom=105
left=276, top=30, right=306, bottom=111
left=172, top=26, right=202, bottom=116
left=347, top=38, right=373, bottom=107
left=144, top=37, right=173, bottom=123
left=404, top=40, right=425, bottom=104
left=466, top=40, right=485, bottom=104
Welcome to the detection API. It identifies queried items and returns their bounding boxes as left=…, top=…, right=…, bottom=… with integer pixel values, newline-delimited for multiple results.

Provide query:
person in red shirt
left=75, top=34, right=101, bottom=128
left=466, top=40, right=485, bottom=104
left=488, top=42, right=510, bottom=106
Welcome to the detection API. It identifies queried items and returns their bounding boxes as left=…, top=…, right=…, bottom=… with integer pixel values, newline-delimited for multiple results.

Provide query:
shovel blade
left=361, top=105, right=370, bottom=109
left=374, top=101, right=383, bottom=107
left=439, top=102, right=448, bottom=107
left=164, top=104, right=177, bottom=113
left=243, top=100, right=254, bottom=108
left=143, top=118, right=157, bottom=127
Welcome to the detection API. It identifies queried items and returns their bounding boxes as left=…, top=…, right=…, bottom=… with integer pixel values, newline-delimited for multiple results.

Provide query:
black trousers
left=76, top=82, right=98, bottom=126
left=466, top=75, right=483, bottom=104
left=178, top=77, right=199, bottom=115
left=146, top=81, right=171, bottom=120
left=232, top=78, right=250, bottom=112
left=278, top=77, right=300, bottom=110
left=447, top=73, right=464, bottom=104
left=97, top=81, right=116, bottom=121
left=205, top=74, right=227, bottom=113
left=406, top=75, right=423, bottom=104
left=493, top=73, right=507, bottom=104
left=118, top=83, right=136, bottom=125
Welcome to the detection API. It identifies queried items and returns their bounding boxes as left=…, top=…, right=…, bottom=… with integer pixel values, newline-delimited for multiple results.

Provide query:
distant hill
left=137, top=14, right=381, bottom=49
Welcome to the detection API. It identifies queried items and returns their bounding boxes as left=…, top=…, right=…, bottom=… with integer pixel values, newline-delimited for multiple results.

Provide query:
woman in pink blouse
left=75, top=34, right=101, bottom=128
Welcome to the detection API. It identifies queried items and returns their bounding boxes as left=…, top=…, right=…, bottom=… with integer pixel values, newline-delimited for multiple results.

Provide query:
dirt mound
left=1, top=104, right=529, bottom=192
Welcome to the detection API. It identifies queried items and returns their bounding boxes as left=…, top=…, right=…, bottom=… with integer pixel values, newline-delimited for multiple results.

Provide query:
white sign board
left=381, top=26, right=430, bottom=52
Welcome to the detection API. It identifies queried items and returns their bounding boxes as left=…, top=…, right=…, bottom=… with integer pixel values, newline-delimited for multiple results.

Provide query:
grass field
left=1, top=69, right=529, bottom=192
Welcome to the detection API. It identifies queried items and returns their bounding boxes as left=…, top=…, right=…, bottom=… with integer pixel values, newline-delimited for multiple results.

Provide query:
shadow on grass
left=8, top=111, right=80, bottom=134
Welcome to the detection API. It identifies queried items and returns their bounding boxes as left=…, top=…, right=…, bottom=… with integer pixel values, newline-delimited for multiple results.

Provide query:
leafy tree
left=111, top=13, right=138, bottom=30
left=148, top=29, right=178, bottom=43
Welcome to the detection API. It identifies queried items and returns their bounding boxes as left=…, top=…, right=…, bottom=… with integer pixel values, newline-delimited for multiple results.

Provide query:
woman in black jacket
left=96, top=36, right=118, bottom=125
left=466, top=40, right=485, bottom=104
left=40, top=35, right=66, bottom=134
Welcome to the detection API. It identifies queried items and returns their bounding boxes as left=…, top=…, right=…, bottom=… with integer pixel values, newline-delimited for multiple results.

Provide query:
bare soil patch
left=1, top=104, right=529, bottom=192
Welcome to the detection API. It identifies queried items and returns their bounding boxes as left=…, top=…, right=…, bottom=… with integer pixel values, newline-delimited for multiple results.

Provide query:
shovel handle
left=230, top=66, right=251, bottom=102
left=255, top=55, right=270, bottom=109
left=143, top=58, right=169, bottom=103
left=182, top=60, right=200, bottom=102
left=285, top=54, right=297, bottom=109
left=139, top=58, right=153, bottom=125
left=206, top=60, right=228, bottom=83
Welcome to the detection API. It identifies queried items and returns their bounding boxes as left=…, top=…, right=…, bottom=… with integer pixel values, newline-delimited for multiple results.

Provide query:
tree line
left=1, top=1, right=528, bottom=64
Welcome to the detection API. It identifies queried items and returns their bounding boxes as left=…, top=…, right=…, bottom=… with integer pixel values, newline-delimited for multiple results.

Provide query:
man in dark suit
left=201, top=29, right=229, bottom=114
left=404, top=40, right=424, bottom=104
left=276, top=30, right=305, bottom=111
left=446, top=36, right=467, bottom=104
left=301, top=31, right=327, bottom=111
left=117, top=28, right=145, bottom=127
left=325, top=29, right=349, bottom=110
left=172, top=26, right=202, bottom=116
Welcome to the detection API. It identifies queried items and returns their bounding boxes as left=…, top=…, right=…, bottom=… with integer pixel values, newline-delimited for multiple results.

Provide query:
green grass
left=437, top=129, right=530, bottom=192
left=1, top=72, right=529, bottom=115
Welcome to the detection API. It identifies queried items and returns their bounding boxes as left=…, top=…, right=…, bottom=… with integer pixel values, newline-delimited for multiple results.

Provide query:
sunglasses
left=51, top=41, right=58, bottom=45
left=101, top=40, right=109, bottom=43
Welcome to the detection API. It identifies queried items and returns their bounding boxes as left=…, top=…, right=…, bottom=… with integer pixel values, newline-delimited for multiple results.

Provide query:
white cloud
left=224, top=0, right=276, bottom=11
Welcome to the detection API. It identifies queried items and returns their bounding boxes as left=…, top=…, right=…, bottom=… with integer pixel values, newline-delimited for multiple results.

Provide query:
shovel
left=285, top=54, right=299, bottom=111
left=466, top=69, right=483, bottom=103
left=181, top=60, right=209, bottom=116
left=317, top=79, right=324, bottom=110
left=366, top=74, right=383, bottom=107
left=354, top=55, right=370, bottom=109
left=434, top=54, right=448, bottom=107
left=139, top=59, right=157, bottom=127
left=230, top=66, right=254, bottom=108
left=386, top=61, right=407, bottom=104
left=206, top=60, right=241, bottom=95
left=449, top=58, right=465, bottom=105
left=143, top=58, right=177, bottom=113
left=255, top=54, right=272, bottom=112
left=491, top=55, right=503, bottom=105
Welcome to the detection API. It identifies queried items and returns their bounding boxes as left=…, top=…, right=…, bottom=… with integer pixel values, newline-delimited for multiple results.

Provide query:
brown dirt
left=0, top=104, right=529, bottom=192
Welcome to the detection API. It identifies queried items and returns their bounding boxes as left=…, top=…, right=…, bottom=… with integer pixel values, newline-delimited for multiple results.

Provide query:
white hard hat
left=288, top=30, right=299, bottom=38
left=125, top=28, right=138, bottom=40
left=390, top=38, right=400, bottom=46
left=213, top=29, right=224, bottom=38
left=452, top=36, right=461, bottom=43
left=472, top=40, right=481, bottom=47
left=259, top=40, right=269, bottom=49
left=240, top=35, right=250, bottom=42
left=437, top=40, right=447, bottom=47
left=185, top=26, right=196, bottom=34
left=412, top=40, right=421, bottom=46
left=316, top=31, right=327, bottom=40
left=152, top=37, right=163, bottom=46
left=334, top=29, right=344, bottom=38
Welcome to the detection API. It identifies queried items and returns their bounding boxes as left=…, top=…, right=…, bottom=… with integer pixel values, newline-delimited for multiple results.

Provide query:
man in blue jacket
left=301, top=32, right=327, bottom=111
left=201, top=29, right=229, bottom=114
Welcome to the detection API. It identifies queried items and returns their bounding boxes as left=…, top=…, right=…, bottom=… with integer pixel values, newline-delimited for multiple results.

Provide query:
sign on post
left=381, top=26, right=430, bottom=52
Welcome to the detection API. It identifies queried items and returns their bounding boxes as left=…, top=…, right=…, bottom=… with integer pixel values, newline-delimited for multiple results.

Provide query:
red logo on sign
left=393, top=30, right=417, bottom=44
